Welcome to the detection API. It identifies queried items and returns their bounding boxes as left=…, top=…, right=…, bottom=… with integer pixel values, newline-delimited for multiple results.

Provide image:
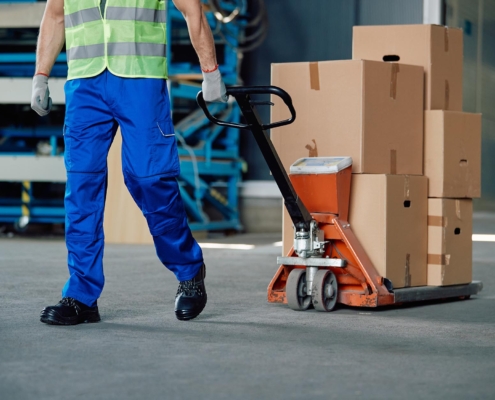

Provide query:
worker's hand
left=31, top=74, right=52, bottom=116
left=202, top=69, right=228, bottom=103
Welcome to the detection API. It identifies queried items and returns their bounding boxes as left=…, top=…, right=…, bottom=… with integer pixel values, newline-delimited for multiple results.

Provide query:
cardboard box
left=425, top=111, right=481, bottom=198
left=271, top=60, right=424, bottom=175
left=353, top=24, right=463, bottom=111
left=282, top=174, right=428, bottom=288
left=428, top=199, right=473, bottom=286
left=349, top=174, right=428, bottom=288
left=104, top=130, right=154, bottom=244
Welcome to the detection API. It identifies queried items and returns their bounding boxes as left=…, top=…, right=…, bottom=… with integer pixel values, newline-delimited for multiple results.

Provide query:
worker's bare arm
left=36, top=0, right=65, bottom=75
left=172, top=0, right=217, bottom=70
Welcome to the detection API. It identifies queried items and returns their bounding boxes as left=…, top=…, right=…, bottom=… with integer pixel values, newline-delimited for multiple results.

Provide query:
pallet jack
left=197, top=86, right=483, bottom=311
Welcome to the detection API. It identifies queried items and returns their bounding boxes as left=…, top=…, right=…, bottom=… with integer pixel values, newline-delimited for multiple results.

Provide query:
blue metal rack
left=0, top=2, right=71, bottom=229
left=166, top=1, right=246, bottom=83
left=0, top=54, right=67, bottom=77
left=0, top=126, right=62, bottom=155
left=0, top=1, right=68, bottom=77
left=0, top=0, right=252, bottom=233
left=167, top=0, right=248, bottom=232
left=0, top=125, right=65, bottom=229
left=0, top=0, right=67, bottom=229
left=0, top=198, right=65, bottom=226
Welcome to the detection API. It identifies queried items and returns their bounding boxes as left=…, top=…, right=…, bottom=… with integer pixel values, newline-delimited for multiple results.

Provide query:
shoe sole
left=40, top=309, right=101, bottom=326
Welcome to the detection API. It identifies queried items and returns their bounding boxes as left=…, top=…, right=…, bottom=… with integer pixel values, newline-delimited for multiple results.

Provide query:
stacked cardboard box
left=272, top=24, right=479, bottom=289
left=352, top=25, right=463, bottom=111
left=353, top=24, right=481, bottom=286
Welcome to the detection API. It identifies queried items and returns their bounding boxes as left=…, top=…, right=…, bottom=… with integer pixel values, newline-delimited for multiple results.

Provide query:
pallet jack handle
left=197, top=86, right=312, bottom=231
left=197, top=85, right=296, bottom=130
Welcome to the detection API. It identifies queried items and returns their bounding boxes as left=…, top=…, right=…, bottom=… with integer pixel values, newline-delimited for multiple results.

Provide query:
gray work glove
left=31, top=74, right=52, bottom=116
left=202, top=69, right=228, bottom=102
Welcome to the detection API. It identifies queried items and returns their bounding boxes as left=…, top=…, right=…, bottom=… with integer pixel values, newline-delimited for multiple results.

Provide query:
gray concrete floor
left=1, top=214, right=494, bottom=400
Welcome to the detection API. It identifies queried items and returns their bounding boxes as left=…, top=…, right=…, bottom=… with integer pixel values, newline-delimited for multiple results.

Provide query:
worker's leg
left=61, top=72, right=118, bottom=306
left=108, top=74, right=203, bottom=280
left=124, top=174, right=204, bottom=280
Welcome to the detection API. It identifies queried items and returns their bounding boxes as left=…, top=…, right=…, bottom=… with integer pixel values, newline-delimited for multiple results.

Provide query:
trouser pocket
left=122, top=117, right=180, bottom=178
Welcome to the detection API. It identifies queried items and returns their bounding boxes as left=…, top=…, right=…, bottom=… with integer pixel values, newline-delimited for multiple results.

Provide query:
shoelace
left=177, top=279, right=203, bottom=297
left=60, top=297, right=80, bottom=314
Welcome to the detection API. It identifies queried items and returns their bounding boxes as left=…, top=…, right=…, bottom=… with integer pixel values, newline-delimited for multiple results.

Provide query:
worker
left=31, top=0, right=227, bottom=325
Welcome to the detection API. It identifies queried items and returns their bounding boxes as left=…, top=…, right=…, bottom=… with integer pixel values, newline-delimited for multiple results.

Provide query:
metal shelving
left=0, top=1, right=66, bottom=230
left=167, top=0, right=250, bottom=232
left=0, top=0, right=265, bottom=233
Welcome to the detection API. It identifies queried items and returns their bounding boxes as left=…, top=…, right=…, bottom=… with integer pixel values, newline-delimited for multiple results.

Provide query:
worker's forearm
left=36, top=11, right=65, bottom=75
left=191, top=13, right=217, bottom=70
left=183, top=10, right=218, bottom=70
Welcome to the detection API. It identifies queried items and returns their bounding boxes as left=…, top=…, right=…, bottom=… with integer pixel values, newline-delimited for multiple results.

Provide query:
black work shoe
left=40, top=297, right=101, bottom=326
left=175, top=264, right=207, bottom=321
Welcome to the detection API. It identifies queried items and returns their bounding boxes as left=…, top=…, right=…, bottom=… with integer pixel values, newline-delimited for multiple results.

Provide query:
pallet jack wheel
left=286, top=268, right=312, bottom=311
left=312, top=269, right=338, bottom=312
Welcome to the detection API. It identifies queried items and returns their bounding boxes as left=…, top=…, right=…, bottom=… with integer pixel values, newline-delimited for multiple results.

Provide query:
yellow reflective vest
left=64, top=0, right=167, bottom=80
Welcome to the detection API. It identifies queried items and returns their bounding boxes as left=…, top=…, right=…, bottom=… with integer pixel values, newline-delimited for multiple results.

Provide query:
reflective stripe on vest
left=67, top=42, right=166, bottom=60
left=64, top=0, right=167, bottom=80
left=65, top=7, right=101, bottom=28
left=106, top=7, right=166, bottom=23
left=67, top=43, right=105, bottom=60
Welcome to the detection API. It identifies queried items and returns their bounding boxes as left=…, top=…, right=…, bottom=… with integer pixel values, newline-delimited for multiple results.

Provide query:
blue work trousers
left=62, top=70, right=203, bottom=307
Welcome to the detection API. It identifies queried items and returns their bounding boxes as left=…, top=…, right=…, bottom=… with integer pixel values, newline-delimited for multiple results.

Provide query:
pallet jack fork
left=197, top=86, right=483, bottom=312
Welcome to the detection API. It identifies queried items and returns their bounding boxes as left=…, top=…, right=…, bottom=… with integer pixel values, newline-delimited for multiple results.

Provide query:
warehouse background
left=1, top=1, right=494, bottom=397
left=0, top=0, right=493, bottom=235
left=241, top=0, right=495, bottom=214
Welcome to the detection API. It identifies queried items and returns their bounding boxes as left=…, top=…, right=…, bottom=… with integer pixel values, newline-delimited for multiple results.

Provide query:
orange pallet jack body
left=267, top=162, right=395, bottom=308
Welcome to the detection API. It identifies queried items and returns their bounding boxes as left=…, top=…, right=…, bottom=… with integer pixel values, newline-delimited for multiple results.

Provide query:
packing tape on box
left=428, top=254, right=451, bottom=266
left=309, top=62, right=320, bottom=91
left=444, top=27, right=449, bottom=52
left=428, top=216, right=447, bottom=227
left=404, top=253, right=411, bottom=287
left=445, top=80, right=450, bottom=110
left=404, top=175, right=410, bottom=199
left=305, top=139, right=318, bottom=157
left=390, top=149, right=397, bottom=174
left=455, top=199, right=461, bottom=219
left=390, top=63, right=400, bottom=100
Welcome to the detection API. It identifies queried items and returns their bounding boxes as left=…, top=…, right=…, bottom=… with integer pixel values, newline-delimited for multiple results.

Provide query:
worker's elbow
left=42, top=13, right=65, bottom=29
left=173, top=0, right=203, bottom=17
left=51, top=6, right=65, bottom=25
left=55, top=14, right=65, bottom=26
left=177, top=1, right=204, bottom=23
left=44, top=0, right=65, bottom=26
